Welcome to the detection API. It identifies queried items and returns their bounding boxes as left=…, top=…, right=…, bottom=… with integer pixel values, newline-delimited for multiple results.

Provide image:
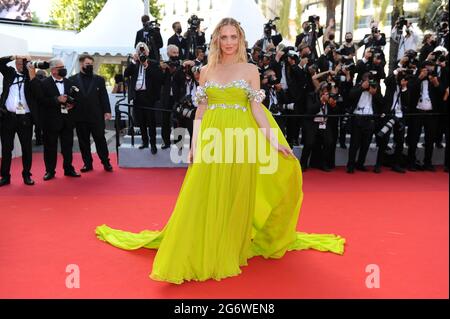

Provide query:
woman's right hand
left=188, top=148, right=195, bottom=164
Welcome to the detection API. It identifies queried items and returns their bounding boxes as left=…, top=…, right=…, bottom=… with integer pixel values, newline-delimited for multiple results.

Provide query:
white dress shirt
left=354, top=91, right=374, bottom=115
left=5, top=72, right=30, bottom=113
left=52, top=76, right=65, bottom=95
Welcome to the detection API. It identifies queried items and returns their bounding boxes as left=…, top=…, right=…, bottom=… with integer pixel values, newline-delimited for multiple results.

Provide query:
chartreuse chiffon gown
left=95, top=79, right=345, bottom=284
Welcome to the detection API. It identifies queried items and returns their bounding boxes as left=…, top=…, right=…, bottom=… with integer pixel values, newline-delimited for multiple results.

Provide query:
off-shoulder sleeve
left=193, top=85, right=208, bottom=105
left=248, top=88, right=266, bottom=104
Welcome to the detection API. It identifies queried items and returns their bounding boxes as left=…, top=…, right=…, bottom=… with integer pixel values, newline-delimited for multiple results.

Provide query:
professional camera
left=22, top=59, right=50, bottom=70
left=377, top=116, right=405, bottom=138
left=371, top=26, right=380, bottom=36
left=175, top=95, right=197, bottom=120
left=396, top=16, right=408, bottom=30
left=308, top=15, right=320, bottom=24
left=65, top=86, right=80, bottom=105
left=143, top=19, right=160, bottom=33
left=188, top=15, right=204, bottom=31
left=264, top=17, right=280, bottom=34
left=329, top=92, right=343, bottom=103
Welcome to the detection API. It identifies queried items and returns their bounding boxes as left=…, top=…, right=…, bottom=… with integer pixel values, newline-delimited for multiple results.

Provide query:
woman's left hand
left=277, top=144, right=296, bottom=158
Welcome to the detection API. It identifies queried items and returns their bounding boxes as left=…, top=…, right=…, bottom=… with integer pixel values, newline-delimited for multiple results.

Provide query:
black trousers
left=134, top=91, right=157, bottom=146
left=300, top=121, right=334, bottom=169
left=43, top=118, right=75, bottom=174
left=0, top=112, right=33, bottom=179
left=376, top=119, right=406, bottom=167
left=75, top=121, right=110, bottom=167
left=176, top=116, right=194, bottom=148
left=407, top=110, right=437, bottom=167
left=347, top=116, right=375, bottom=168
left=162, top=96, right=175, bottom=146
left=445, top=117, right=449, bottom=168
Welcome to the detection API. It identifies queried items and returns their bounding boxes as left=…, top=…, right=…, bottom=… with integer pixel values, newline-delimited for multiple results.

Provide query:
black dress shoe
left=321, top=166, right=332, bottom=172
left=151, top=145, right=157, bottom=155
left=138, top=144, right=149, bottom=150
left=347, top=166, right=355, bottom=174
left=391, top=166, right=406, bottom=174
left=356, top=165, right=368, bottom=172
left=340, top=144, right=347, bottom=149
left=103, top=163, right=113, bottom=172
left=64, top=171, right=81, bottom=178
left=43, top=172, right=55, bottom=181
left=445, top=166, right=449, bottom=173
left=373, top=166, right=382, bottom=174
left=161, top=143, right=171, bottom=150
left=423, top=164, right=436, bottom=172
left=80, top=166, right=93, bottom=173
left=0, top=178, right=11, bottom=187
left=23, top=176, right=35, bottom=186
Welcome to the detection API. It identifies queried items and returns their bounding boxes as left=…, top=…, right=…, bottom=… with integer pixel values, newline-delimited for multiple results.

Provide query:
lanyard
left=14, top=74, right=25, bottom=103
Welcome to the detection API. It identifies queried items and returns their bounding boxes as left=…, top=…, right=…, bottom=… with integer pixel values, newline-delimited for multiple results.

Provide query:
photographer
left=300, top=82, right=337, bottom=172
left=358, top=21, right=386, bottom=58
left=184, top=15, right=206, bottom=61
left=261, top=69, right=287, bottom=131
left=295, top=17, right=324, bottom=61
left=175, top=63, right=201, bottom=147
left=419, top=34, right=437, bottom=64
left=355, top=48, right=385, bottom=84
left=339, top=32, right=358, bottom=64
left=168, top=21, right=188, bottom=59
left=0, top=55, right=41, bottom=187
left=124, top=43, right=162, bottom=155
left=284, top=47, right=313, bottom=148
left=346, top=73, right=384, bottom=174
left=160, top=45, right=185, bottom=149
left=70, top=55, right=113, bottom=173
left=374, top=71, right=411, bottom=174
left=317, top=43, right=338, bottom=73
left=255, top=18, right=283, bottom=53
left=406, top=61, right=444, bottom=171
left=436, top=12, right=449, bottom=51
left=135, top=15, right=163, bottom=62
left=391, top=17, right=419, bottom=61
left=38, top=58, right=80, bottom=181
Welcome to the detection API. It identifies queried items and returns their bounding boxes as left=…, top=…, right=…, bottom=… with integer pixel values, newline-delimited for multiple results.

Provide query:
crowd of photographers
left=1, top=12, right=449, bottom=187
left=130, top=12, right=447, bottom=174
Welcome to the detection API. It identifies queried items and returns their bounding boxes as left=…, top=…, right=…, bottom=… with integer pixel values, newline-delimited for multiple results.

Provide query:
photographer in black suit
left=124, top=43, right=162, bottom=155
left=347, top=73, right=384, bottom=173
left=255, top=18, right=283, bottom=53
left=168, top=21, right=187, bottom=59
left=160, top=44, right=185, bottom=149
left=70, top=55, right=113, bottom=172
left=0, top=55, right=41, bottom=187
left=134, top=15, right=163, bottom=62
left=38, top=58, right=80, bottom=181
left=300, top=82, right=337, bottom=172
left=374, top=71, right=410, bottom=174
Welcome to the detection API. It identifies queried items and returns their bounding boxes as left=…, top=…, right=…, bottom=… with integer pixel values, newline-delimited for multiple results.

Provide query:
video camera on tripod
left=264, top=17, right=280, bottom=35
left=143, top=19, right=160, bottom=33
left=188, top=15, right=204, bottom=31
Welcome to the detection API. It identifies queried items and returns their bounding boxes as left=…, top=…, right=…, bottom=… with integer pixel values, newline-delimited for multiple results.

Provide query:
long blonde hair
left=207, top=18, right=248, bottom=72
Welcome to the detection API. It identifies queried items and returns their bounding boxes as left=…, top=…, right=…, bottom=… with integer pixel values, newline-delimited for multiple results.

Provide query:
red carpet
left=0, top=153, right=448, bottom=299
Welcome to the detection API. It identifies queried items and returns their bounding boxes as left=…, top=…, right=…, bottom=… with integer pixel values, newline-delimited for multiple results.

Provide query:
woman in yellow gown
left=96, top=18, right=345, bottom=284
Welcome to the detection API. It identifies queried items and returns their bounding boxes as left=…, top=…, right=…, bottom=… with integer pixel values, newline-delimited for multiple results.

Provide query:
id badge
left=319, top=123, right=327, bottom=130
left=61, top=106, right=68, bottom=114
left=16, top=102, right=26, bottom=115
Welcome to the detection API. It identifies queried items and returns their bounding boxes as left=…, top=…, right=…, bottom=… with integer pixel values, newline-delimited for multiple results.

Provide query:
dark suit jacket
left=160, top=67, right=185, bottom=109
left=69, top=73, right=111, bottom=125
left=168, top=34, right=187, bottom=59
left=0, top=56, right=40, bottom=124
left=134, top=28, right=163, bottom=61
left=124, top=61, right=162, bottom=107
left=407, top=74, right=445, bottom=113
left=348, top=85, right=384, bottom=115
left=38, top=76, right=75, bottom=131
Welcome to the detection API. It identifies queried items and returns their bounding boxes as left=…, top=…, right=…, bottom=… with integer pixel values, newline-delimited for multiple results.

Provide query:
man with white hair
left=0, top=55, right=41, bottom=186
left=38, top=57, right=80, bottom=181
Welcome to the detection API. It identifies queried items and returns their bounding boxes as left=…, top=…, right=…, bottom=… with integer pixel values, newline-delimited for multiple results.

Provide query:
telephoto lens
left=377, top=118, right=396, bottom=138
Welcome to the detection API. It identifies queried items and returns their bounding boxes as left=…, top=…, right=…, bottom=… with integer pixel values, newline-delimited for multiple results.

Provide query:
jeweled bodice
left=194, top=79, right=266, bottom=112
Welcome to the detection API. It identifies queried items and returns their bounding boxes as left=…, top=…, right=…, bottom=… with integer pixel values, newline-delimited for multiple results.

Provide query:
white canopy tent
left=205, top=0, right=268, bottom=48
left=53, top=0, right=152, bottom=74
